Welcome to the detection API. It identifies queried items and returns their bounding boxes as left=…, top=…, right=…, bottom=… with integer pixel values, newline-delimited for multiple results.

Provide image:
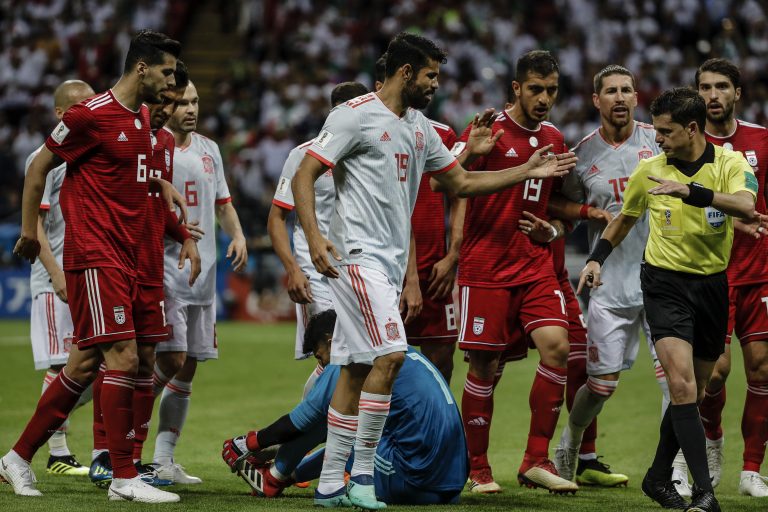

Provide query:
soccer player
left=456, top=50, right=577, bottom=494
left=24, top=79, right=95, bottom=477
left=268, top=81, right=369, bottom=368
left=221, top=310, right=469, bottom=505
left=579, top=87, right=759, bottom=512
left=695, top=58, right=768, bottom=497
left=151, top=80, right=248, bottom=484
left=4, top=30, right=186, bottom=503
left=293, top=33, right=576, bottom=509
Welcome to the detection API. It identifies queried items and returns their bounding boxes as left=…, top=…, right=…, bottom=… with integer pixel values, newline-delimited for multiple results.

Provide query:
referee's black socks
left=648, top=406, right=679, bottom=481
left=671, top=403, right=714, bottom=492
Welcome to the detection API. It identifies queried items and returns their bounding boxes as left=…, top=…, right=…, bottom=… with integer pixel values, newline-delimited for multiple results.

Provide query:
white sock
left=317, top=406, right=357, bottom=495
left=672, top=450, right=688, bottom=475
left=350, top=392, right=391, bottom=479
left=153, top=364, right=172, bottom=396
left=153, top=378, right=192, bottom=465
left=6, top=450, right=30, bottom=466
left=41, top=370, right=71, bottom=457
left=565, top=379, right=617, bottom=448
left=654, top=359, right=671, bottom=416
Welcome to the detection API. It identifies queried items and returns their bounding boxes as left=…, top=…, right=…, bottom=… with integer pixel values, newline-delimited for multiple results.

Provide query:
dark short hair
left=593, top=64, right=635, bottom=94
left=124, top=30, right=181, bottom=73
left=515, top=50, right=559, bottom=82
left=331, top=82, right=368, bottom=107
left=375, top=54, right=387, bottom=84
left=302, top=309, right=336, bottom=355
left=695, top=58, right=741, bottom=89
left=174, top=60, right=189, bottom=90
left=650, top=87, right=706, bottom=130
left=384, top=32, right=447, bottom=78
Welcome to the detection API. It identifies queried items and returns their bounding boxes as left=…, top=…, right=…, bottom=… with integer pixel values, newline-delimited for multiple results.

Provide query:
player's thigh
left=30, top=292, right=75, bottom=370
left=742, top=340, right=768, bottom=379
left=733, top=282, right=768, bottom=345
left=186, top=303, right=218, bottom=361
left=690, top=272, right=729, bottom=362
left=457, top=286, right=517, bottom=352
left=133, top=284, right=169, bottom=344
left=586, top=302, right=644, bottom=376
left=156, top=294, right=189, bottom=355
left=327, top=264, right=406, bottom=366
left=406, top=283, right=457, bottom=347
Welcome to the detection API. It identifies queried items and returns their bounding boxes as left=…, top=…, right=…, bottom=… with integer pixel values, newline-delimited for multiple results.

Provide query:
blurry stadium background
left=1, top=0, right=768, bottom=320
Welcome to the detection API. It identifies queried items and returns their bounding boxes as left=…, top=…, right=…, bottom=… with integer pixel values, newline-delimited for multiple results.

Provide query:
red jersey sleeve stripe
left=39, top=204, right=51, bottom=210
left=425, top=158, right=458, bottom=176
left=306, top=149, right=335, bottom=169
left=215, top=197, right=232, bottom=205
left=272, top=198, right=294, bottom=210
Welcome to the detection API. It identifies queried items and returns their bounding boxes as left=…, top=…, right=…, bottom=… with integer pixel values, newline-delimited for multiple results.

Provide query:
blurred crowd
left=2, top=0, right=768, bottom=314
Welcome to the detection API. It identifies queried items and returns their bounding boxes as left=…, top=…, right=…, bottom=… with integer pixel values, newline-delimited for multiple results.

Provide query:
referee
left=578, top=87, right=760, bottom=512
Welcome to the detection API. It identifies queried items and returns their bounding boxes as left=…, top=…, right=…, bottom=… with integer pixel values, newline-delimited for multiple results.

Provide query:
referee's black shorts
left=640, top=263, right=728, bottom=361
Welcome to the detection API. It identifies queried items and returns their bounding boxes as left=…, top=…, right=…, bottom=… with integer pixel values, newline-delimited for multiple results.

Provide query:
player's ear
left=734, top=86, right=741, bottom=102
left=401, top=64, right=413, bottom=81
left=136, top=60, right=147, bottom=77
left=512, top=81, right=521, bottom=97
left=592, top=93, right=600, bottom=109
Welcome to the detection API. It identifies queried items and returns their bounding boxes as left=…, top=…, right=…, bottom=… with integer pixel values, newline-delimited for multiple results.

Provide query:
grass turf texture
left=0, top=319, right=759, bottom=511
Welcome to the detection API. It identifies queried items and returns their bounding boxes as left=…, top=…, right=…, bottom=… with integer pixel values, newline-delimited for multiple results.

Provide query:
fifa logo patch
left=202, top=154, right=214, bottom=174
left=415, top=130, right=424, bottom=151
left=705, top=206, right=725, bottom=229
left=473, top=317, right=485, bottom=335
left=114, top=306, right=126, bottom=325
left=385, top=321, right=401, bottom=341
left=664, top=209, right=672, bottom=225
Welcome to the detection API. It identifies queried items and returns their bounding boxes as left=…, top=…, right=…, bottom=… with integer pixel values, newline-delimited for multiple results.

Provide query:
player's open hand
left=734, top=211, right=768, bottom=239
left=518, top=211, right=556, bottom=244
left=13, top=234, right=41, bottom=263
left=309, top=235, right=341, bottom=278
left=227, top=236, right=248, bottom=272
left=465, top=108, right=504, bottom=157
left=526, top=145, right=577, bottom=179
left=647, top=175, right=689, bottom=198
left=51, top=268, right=68, bottom=303
left=399, top=278, right=423, bottom=324
left=151, top=176, right=189, bottom=224
left=185, top=220, right=204, bottom=241
left=577, top=260, right=603, bottom=294
left=427, top=254, right=457, bottom=300
left=179, top=238, right=201, bottom=286
left=287, top=268, right=313, bottom=304
left=588, top=207, right=614, bottom=224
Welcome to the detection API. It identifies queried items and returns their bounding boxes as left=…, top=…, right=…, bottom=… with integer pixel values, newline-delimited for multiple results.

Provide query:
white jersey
left=306, top=92, right=456, bottom=289
left=26, top=147, right=66, bottom=298
left=562, top=121, right=660, bottom=308
left=164, top=131, right=231, bottom=305
left=273, top=139, right=335, bottom=277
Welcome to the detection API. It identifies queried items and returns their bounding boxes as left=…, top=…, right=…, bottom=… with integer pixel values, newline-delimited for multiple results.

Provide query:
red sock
left=92, top=364, right=108, bottom=452
left=13, top=370, right=86, bottom=462
left=246, top=430, right=261, bottom=452
left=132, top=376, right=155, bottom=462
left=566, top=354, right=597, bottom=454
left=699, top=385, right=725, bottom=441
left=742, top=380, right=768, bottom=472
left=462, top=372, right=495, bottom=471
left=102, top=370, right=137, bottom=479
left=526, top=363, right=566, bottom=459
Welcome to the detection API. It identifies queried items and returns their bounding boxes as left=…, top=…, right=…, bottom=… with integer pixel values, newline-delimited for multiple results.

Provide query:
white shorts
left=328, top=265, right=407, bottom=366
left=30, top=292, right=74, bottom=370
left=294, top=274, right=334, bottom=359
left=586, top=302, right=657, bottom=375
left=156, top=296, right=218, bottom=361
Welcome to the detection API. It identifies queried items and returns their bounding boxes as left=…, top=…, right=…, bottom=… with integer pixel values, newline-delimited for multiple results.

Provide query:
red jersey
left=411, top=120, right=458, bottom=277
left=47, top=90, right=152, bottom=274
left=458, top=111, right=567, bottom=287
left=706, top=120, right=768, bottom=286
left=137, top=127, right=176, bottom=286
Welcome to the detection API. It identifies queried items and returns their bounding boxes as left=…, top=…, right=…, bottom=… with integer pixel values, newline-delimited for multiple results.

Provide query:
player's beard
left=403, top=77, right=433, bottom=110
left=706, top=101, right=734, bottom=123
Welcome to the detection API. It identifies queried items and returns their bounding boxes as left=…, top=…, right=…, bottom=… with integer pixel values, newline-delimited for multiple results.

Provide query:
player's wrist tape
left=579, top=204, right=591, bottom=219
left=683, top=183, right=714, bottom=208
left=586, top=238, right=613, bottom=266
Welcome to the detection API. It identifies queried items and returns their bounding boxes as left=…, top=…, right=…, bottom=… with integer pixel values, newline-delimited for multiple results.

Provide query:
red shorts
left=560, top=277, right=587, bottom=364
left=458, top=275, right=569, bottom=352
left=405, top=280, right=458, bottom=345
left=65, top=267, right=137, bottom=348
left=727, top=282, right=768, bottom=345
left=134, top=284, right=169, bottom=342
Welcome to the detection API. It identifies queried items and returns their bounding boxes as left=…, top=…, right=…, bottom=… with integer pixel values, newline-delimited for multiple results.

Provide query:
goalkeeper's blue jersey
left=289, top=348, right=468, bottom=491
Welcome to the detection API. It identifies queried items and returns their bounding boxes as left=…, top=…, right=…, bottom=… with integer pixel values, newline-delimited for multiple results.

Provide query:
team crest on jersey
left=745, top=150, right=758, bottom=167
left=202, top=154, right=214, bottom=174
left=705, top=206, right=726, bottom=229
left=114, top=306, right=126, bottom=325
left=385, top=320, right=401, bottom=341
left=588, top=164, right=600, bottom=175
left=638, top=148, right=653, bottom=160
left=473, top=317, right=485, bottom=335
left=588, top=346, right=599, bottom=363
left=63, top=335, right=73, bottom=353
left=529, top=136, right=538, bottom=147
left=415, top=130, right=424, bottom=151
left=134, top=119, right=142, bottom=130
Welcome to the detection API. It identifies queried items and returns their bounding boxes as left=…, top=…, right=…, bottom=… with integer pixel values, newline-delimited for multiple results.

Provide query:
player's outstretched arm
left=293, top=155, right=341, bottom=278
left=14, top=147, right=61, bottom=263
left=267, top=204, right=313, bottom=303
left=577, top=213, right=638, bottom=293
left=547, top=193, right=613, bottom=224
left=647, top=176, right=756, bottom=219
left=216, top=202, right=248, bottom=272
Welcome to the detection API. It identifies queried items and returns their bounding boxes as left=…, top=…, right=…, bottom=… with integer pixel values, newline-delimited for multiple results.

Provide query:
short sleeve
left=621, top=162, right=648, bottom=218
left=440, top=127, right=458, bottom=151
left=424, top=122, right=458, bottom=175
left=560, top=163, right=586, bottom=204
left=726, top=153, right=757, bottom=199
left=212, top=144, right=231, bottom=204
left=306, top=105, right=361, bottom=168
left=272, top=146, right=306, bottom=210
left=288, top=366, right=339, bottom=431
left=45, top=104, right=100, bottom=163
left=456, top=121, right=486, bottom=171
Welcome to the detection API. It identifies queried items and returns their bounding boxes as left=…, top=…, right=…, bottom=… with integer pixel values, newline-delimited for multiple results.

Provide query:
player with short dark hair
left=580, top=86, right=760, bottom=512
left=695, top=57, right=768, bottom=497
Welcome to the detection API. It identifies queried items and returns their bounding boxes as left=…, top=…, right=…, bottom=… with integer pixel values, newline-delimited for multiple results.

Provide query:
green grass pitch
left=0, top=319, right=759, bottom=511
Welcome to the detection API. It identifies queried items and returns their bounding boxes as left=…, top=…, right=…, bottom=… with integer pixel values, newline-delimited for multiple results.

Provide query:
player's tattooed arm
left=577, top=213, right=638, bottom=293
left=216, top=202, right=248, bottom=272
left=400, top=230, right=423, bottom=324
left=267, top=204, right=313, bottom=303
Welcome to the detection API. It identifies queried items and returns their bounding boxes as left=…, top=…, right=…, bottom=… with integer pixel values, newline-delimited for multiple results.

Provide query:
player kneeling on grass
left=222, top=310, right=468, bottom=506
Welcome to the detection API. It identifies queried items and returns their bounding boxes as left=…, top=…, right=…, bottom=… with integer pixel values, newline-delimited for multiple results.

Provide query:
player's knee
left=375, top=351, right=405, bottom=377
left=541, top=342, right=569, bottom=368
left=586, top=375, right=618, bottom=400
left=468, top=350, right=501, bottom=380
left=157, top=351, right=186, bottom=377
left=667, top=374, right=696, bottom=403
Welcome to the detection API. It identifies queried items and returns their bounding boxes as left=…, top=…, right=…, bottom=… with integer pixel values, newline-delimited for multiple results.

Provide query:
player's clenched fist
left=14, top=235, right=41, bottom=263
left=309, top=234, right=341, bottom=278
left=577, top=260, right=603, bottom=294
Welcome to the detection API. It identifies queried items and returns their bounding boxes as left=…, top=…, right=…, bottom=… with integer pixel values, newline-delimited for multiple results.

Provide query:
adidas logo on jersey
left=588, top=164, right=600, bottom=175
left=117, top=132, right=128, bottom=142
left=505, top=147, right=518, bottom=157
left=380, top=131, right=391, bottom=142
left=467, top=417, right=488, bottom=427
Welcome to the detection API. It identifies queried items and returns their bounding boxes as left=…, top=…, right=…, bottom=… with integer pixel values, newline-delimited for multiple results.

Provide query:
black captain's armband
left=682, top=182, right=714, bottom=208
left=586, top=238, right=613, bottom=266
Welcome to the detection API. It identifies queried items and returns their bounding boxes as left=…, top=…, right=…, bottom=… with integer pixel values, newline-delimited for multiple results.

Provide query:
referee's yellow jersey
left=622, top=144, right=757, bottom=275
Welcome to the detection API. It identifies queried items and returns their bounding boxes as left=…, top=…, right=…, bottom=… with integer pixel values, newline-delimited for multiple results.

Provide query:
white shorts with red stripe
left=294, top=273, right=334, bottom=359
left=328, top=265, right=407, bottom=366
left=156, top=295, right=218, bottom=361
left=30, top=292, right=74, bottom=370
left=586, top=301, right=658, bottom=375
